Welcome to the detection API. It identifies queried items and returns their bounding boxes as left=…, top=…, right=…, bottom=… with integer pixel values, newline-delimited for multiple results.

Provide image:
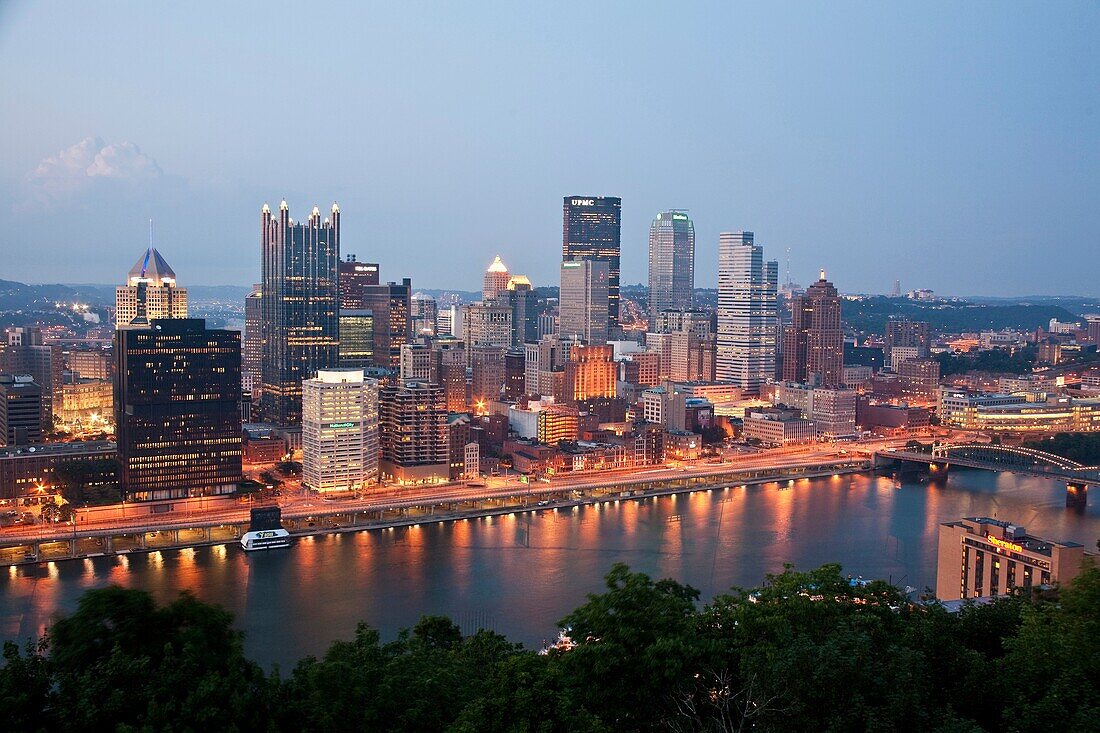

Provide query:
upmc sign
left=571, top=199, right=595, bottom=206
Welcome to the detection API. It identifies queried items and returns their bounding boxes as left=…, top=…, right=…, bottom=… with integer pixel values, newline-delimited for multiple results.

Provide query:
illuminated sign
left=327, top=422, right=356, bottom=429
left=672, top=214, right=688, bottom=220
left=987, top=534, right=1023, bottom=553
left=571, top=199, right=595, bottom=206
left=255, top=530, right=280, bottom=539
left=354, top=265, right=377, bottom=273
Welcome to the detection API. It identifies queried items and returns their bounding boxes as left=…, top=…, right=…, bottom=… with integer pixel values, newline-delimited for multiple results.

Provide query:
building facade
left=114, top=319, right=242, bottom=501
left=378, top=381, right=448, bottom=482
left=782, top=271, right=843, bottom=387
left=260, top=202, right=340, bottom=427
left=302, top=369, right=379, bottom=492
left=716, top=231, right=778, bottom=395
left=243, top=284, right=262, bottom=394
left=559, top=260, right=610, bottom=345
left=563, top=196, right=621, bottom=334
left=115, top=247, right=188, bottom=327
left=936, top=517, right=1090, bottom=600
left=648, top=210, right=695, bottom=317
left=338, top=256, right=379, bottom=308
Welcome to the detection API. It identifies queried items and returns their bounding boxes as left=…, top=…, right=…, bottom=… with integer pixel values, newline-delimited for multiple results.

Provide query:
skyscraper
left=410, top=292, right=438, bottom=336
left=483, top=256, right=511, bottom=300
left=338, top=256, right=380, bottom=308
left=716, top=231, right=778, bottom=395
left=1, top=327, right=62, bottom=429
left=360, top=280, right=412, bottom=369
left=507, top=275, right=537, bottom=346
left=563, top=196, right=621, bottom=333
left=648, top=210, right=695, bottom=317
left=0, top=375, right=42, bottom=446
left=115, top=247, right=188, bottom=326
left=885, top=318, right=931, bottom=363
left=114, top=319, right=242, bottom=501
left=260, top=201, right=340, bottom=427
left=338, top=310, right=374, bottom=368
left=243, top=284, right=262, bottom=394
left=302, top=369, right=379, bottom=492
left=782, top=271, right=843, bottom=386
left=379, top=381, right=448, bottom=482
left=559, top=260, right=609, bottom=345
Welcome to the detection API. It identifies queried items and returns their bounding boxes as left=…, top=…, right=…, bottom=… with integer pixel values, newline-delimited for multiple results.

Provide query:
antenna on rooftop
left=149, top=218, right=154, bottom=248
left=785, top=247, right=791, bottom=286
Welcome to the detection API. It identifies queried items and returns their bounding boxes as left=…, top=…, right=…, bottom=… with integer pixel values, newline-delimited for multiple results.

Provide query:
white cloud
left=17, top=137, right=163, bottom=212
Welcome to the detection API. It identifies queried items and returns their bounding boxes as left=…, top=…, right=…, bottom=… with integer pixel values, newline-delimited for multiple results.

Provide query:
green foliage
left=936, top=347, right=1036, bottom=376
left=1023, top=432, right=1100, bottom=466
left=53, top=458, right=121, bottom=505
left=2, top=565, right=1099, bottom=732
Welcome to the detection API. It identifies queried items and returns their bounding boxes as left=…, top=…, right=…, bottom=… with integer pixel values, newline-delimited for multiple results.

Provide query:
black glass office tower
left=563, top=196, right=621, bottom=333
left=260, top=201, right=340, bottom=427
left=114, top=319, right=242, bottom=501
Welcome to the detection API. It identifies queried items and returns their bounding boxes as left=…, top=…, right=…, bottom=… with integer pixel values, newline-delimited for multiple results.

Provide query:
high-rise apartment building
left=716, top=231, right=778, bottom=395
left=430, top=338, right=468, bottom=412
left=243, top=284, right=262, bottom=394
left=648, top=210, right=695, bottom=317
left=115, top=247, right=188, bottom=326
left=260, top=201, right=340, bottom=427
left=360, top=279, right=412, bottom=369
left=379, top=381, right=448, bottom=482
left=563, top=196, right=621, bottom=333
left=338, top=256, right=379, bottom=308
left=302, top=369, right=379, bottom=492
left=560, top=260, right=609, bottom=345
left=782, top=271, right=843, bottom=387
left=115, top=319, right=242, bottom=501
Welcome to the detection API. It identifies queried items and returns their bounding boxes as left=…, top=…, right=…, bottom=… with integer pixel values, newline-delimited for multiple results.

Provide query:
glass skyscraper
left=114, top=318, right=242, bottom=501
left=260, top=201, right=341, bottom=427
left=648, top=210, right=695, bottom=318
left=562, top=196, right=621, bottom=333
left=716, top=231, right=778, bottom=395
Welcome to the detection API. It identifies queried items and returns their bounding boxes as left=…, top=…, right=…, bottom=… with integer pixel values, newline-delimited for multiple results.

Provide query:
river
left=1, top=470, right=1097, bottom=670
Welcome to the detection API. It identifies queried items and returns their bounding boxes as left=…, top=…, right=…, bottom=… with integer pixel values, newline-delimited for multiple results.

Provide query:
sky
left=0, top=1, right=1097, bottom=296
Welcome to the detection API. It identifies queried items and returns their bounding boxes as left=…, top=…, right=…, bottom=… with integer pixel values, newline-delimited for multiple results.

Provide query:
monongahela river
left=1, top=470, right=1097, bottom=669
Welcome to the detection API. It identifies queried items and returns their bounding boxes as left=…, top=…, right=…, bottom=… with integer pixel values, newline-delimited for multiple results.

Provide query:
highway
left=0, top=439, right=904, bottom=548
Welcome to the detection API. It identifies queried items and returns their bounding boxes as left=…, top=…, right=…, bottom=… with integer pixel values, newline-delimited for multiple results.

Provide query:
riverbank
left=0, top=457, right=871, bottom=566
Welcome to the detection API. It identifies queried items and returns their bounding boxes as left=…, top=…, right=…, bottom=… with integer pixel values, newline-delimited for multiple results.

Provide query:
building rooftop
left=0, top=441, right=116, bottom=459
left=127, top=247, right=177, bottom=286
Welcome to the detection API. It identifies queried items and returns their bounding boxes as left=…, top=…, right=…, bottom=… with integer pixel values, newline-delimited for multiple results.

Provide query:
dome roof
left=127, top=247, right=176, bottom=285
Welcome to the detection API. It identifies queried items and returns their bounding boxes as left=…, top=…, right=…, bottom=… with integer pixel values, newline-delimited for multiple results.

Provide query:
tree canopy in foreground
left=2, top=562, right=1097, bottom=732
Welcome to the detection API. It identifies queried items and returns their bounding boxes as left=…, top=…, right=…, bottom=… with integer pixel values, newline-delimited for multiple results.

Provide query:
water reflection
left=0, top=471, right=1096, bottom=670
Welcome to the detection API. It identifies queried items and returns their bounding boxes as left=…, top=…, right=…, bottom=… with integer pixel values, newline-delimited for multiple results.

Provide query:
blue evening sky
left=0, top=1, right=1096, bottom=296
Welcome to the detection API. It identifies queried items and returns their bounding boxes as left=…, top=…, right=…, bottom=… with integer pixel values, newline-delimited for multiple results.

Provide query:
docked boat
left=241, top=506, right=292, bottom=552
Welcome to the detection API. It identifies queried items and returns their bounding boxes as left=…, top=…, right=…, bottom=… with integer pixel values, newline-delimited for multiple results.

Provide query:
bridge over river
left=876, top=443, right=1099, bottom=508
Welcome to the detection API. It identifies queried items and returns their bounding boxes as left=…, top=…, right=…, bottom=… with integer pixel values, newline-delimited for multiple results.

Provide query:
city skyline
left=1, top=3, right=1097, bottom=296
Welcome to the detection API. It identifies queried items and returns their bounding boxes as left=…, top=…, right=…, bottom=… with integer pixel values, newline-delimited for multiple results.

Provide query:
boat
left=241, top=527, right=291, bottom=551
left=241, top=506, right=292, bottom=552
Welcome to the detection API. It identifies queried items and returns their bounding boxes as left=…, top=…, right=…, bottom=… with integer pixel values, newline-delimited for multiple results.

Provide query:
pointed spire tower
left=116, top=224, right=187, bottom=327
left=483, top=255, right=510, bottom=301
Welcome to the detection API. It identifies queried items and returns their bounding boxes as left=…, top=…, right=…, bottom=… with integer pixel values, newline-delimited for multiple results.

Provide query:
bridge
left=876, top=443, right=1099, bottom=508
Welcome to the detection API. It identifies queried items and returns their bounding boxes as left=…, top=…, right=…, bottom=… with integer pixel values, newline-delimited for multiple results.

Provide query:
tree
left=52, top=458, right=120, bottom=505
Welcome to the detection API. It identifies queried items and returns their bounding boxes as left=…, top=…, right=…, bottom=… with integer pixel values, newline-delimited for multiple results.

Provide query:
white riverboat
left=240, top=527, right=292, bottom=552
